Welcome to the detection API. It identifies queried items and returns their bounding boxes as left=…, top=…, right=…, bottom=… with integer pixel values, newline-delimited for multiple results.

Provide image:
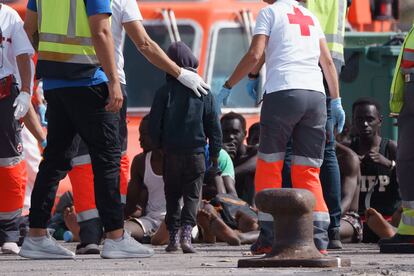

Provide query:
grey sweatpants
left=256, top=89, right=330, bottom=250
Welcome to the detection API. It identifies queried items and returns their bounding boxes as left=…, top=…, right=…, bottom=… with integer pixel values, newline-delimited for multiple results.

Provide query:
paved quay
left=1, top=243, right=414, bottom=275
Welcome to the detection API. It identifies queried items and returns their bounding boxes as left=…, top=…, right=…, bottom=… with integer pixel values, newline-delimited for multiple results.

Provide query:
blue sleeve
left=85, top=0, right=112, bottom=17
left=27, top=0, right=37, bottom=12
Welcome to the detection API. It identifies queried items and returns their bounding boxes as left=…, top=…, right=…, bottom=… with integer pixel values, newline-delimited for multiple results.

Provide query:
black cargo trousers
left=29, top=83, right=123, bottom=233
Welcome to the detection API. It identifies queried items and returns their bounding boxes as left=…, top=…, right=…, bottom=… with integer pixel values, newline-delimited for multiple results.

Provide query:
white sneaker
left=19, top=234, right=75, bottom=259
left=101, top=231, right=154, bottom=259
left=2, top=242, right=20, bottom=254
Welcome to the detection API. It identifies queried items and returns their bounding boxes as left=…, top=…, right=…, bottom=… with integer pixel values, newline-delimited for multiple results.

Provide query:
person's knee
left=124, top=220, right=144, bottom=241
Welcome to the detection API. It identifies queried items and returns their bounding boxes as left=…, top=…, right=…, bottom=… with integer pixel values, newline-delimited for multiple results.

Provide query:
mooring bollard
left=238, top=188, right=350, bottom=268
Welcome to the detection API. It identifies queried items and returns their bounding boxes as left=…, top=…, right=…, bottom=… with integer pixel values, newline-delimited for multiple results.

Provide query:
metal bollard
left=238, top=188, right=350, bottom=268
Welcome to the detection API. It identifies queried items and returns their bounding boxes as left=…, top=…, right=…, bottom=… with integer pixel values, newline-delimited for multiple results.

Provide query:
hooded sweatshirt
left=149, top=42, right=222, bottom=158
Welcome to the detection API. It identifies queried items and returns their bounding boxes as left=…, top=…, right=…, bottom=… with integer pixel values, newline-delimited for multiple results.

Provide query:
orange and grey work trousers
left=0, top=82, right=27, bottom=244
left=255, top=89, right=330, bottom=250
left=68, top=84, right=129, bottom=245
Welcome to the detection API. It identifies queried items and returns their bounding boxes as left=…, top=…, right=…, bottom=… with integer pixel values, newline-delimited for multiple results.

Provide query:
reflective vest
left=307, top=0, right=347, bottom=62
left=397, top=201, right=414, bottom=236
left=390, top=25, right=414, bottom=114
left=36, top=0, right=100, bottom=79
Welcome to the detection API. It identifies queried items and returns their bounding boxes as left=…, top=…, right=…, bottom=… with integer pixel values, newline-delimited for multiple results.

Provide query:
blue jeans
left=319, top=97, right=341, bottom=235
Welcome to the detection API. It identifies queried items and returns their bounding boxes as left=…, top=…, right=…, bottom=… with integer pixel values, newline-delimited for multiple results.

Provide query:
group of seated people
left=50, top=96, right=400, bottom=253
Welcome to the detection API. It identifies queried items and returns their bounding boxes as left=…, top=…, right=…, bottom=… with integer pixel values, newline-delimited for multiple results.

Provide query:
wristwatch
left=248, top=72, right=260, bottom=79
left=223, top=80, right=232, bottom=89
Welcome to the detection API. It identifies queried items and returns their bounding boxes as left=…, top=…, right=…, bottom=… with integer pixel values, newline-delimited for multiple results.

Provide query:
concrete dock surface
left=1, top=243, right=414, bottom=275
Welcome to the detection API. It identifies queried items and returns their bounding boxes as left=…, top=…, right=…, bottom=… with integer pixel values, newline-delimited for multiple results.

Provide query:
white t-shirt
left=0, top=4, right=34, bottom=81
left=254, top=0, right=325, bottom=94
left=111, top=0, right=143, bottom=84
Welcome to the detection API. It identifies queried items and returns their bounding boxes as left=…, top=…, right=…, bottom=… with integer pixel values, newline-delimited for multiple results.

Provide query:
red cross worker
left=0, top=3, right=34, bottom=255
left=217, top=0, right=345, bottom=254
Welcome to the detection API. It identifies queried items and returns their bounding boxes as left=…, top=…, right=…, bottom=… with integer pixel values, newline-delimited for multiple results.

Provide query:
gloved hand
left=13, top=91, right=31, bottom=120
left=177, top=68, right=210, bottom=97
left=216, top=86, right=231, bottom=108
left=331, top=97, right=346, bottom=134
left=246, top=78, right=259, bottom=101
left=37, top=103, right=48, bottom=127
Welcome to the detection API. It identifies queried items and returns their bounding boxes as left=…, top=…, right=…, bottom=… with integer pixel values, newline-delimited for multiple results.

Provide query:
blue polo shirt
left=27, top=0, right=112, bottom=90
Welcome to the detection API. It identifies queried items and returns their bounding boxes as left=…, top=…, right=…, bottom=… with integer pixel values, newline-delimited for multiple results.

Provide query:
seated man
left=337, top=142, right=401, bottom=243
left=124, top=115, right=166, bottom=244
left=221, top=112, right=257, bottom=205
left=348, top=98, right=400, bottom=243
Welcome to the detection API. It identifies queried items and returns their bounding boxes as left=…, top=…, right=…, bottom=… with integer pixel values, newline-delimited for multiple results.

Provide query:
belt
left=404, top=73, right=414, bottom=83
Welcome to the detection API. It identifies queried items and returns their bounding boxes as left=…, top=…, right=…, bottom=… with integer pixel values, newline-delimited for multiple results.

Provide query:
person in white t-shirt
left=216, top=0, right=345, bottom=254
left=69, top=0, right=210, bottom=255
left=0, top=3, right=34, bottom=255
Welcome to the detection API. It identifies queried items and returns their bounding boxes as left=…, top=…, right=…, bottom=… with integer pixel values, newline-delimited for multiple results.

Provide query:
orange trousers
left=69, top=154, right=129, bottom=222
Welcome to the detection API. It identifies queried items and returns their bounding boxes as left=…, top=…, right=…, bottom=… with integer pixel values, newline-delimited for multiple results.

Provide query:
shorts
left=341, top=211, right=363, bottom=243
left=129, top=215, right=162, bottom=237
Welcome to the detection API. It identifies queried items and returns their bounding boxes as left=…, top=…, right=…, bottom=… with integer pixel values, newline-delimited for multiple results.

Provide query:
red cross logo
left=287, top=7, right=314, bottom=36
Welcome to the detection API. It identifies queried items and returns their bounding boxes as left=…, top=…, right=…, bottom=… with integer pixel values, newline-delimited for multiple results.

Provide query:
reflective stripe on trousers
left=69, top=153, right=129, bottom=222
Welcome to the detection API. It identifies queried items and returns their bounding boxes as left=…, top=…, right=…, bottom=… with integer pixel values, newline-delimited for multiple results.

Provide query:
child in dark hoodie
left=149, top=42, right=222, bottom=253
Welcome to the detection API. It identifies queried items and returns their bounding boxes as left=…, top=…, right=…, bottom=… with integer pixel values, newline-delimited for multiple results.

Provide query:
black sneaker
left=250, top=221, right=273, bottom=255
left=328, top=228, right=343, bottom=250
left=76, top=243, right=100, bottom=254
left=328, top=239, right=343, bottom=250
left=379, top=234, right=414, bottom=253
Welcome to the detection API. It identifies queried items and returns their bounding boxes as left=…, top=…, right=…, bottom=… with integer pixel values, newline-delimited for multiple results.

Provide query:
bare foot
left=63, top=206, right=80, bottom=242
left=236, top=230, right=260, bottom=244
left=210, top=213, right=241, bottom=246
left=365, top=208, right=396, bottom=239
left=197, top=210, right=216, bottom=243
left=235, top=210, right=259, bottom=233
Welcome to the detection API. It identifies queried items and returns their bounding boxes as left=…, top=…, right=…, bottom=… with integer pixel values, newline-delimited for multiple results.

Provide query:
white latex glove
left=13, top=91, right=31, bottom=120
left=177, top=68, right=210, bottom=97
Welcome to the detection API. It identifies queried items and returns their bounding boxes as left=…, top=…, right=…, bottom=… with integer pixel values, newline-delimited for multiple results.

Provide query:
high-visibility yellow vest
left=307, top=0, right=347, bottom=62
left=36, top=0, right=100, bottom=79
left=390, top=25, right=414, bottom=114
left=397, top=201, right=414, bottom=236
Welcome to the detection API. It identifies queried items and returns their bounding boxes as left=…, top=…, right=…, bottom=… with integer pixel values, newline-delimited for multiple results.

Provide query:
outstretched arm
left=225, top=34, right=268, bottom=88
left=123, top=20, right=209, bottom=96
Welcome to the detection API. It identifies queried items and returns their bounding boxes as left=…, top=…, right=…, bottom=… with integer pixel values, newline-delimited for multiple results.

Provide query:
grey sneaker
left=101, top=231, right=154, bottom=259
left=19, top=234, right=75, bottom=259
